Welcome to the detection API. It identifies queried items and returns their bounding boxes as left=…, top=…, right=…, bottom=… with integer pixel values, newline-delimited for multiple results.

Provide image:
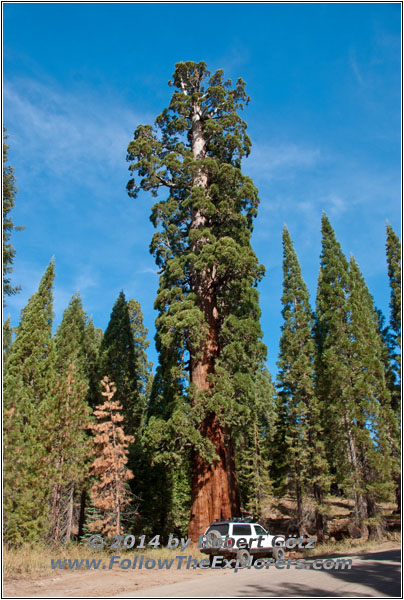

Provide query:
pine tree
left=47, top=293, right=91, bottom=544
left=98, top=291, right=140, bottom=432
left=277, top=227, right=329, bottom=538
left=3, top=260, right=56, bottom=544
left=385, top=223, right=401, bottom=402
left=127, top=298, right=153, bottom=412
left=236, top=366, right=275, bottom=517
left=270, top=391, right=290, bottom=495
left=3, top=128, right=24, bottom=301
left=89, top=377, right=135, bottom=537
left=314, top=214, right=351, bottom=488
left=130, top=369, right=189, bottom=536
left=315, top=215, right=393, bottom=538
left=127, top=61, right=266, bottom=538
left=3, top=315, right=14, bottom=362
left=384, top=224, right=401, bottom=512
left=83, top=317, right=103, bottom=408
left=346, top=257, right=394, bottom=538
left=125, top=298, right=155, bottom=528
left=374, top=307, right=401, bottom=514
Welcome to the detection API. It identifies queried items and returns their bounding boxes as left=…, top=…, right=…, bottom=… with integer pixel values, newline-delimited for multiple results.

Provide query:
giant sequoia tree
left=127, top=61, right=265, bottom=537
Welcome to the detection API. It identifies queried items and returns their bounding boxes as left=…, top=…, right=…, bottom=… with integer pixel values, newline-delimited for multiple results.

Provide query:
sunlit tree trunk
left=187, top=98, right=238, bottom=540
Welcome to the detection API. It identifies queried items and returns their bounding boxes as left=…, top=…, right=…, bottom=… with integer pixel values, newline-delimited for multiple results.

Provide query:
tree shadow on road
left=239, top=582, right=367, bottom=597
left=239, top=549, right=401, bottom=598
left=325, top=549, right=401, bottom=598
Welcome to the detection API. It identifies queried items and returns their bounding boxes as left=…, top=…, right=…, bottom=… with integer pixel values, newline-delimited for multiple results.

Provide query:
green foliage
left=374, top=225, right=401, bottom=512
left=126, top=63, right=267, bottom=527
left=314, top=214, right=351, bottom=481
left=97, top=292, right=154, bottom=529
left=236, top=366, right=276, bottom=516
left=276, top=227, right=329, bottom=534
left=3, top=315, right=14, bottom=362
left=47, top=294, right=92, bottom=543
left=127, top=298, right=153, bottom=414
left=386, top=224, right=401, bottom=349
left=315, top=215, right=394, bottom=535
left=81, top=488, right=104, bottom=539
left=3, top=260, right=56, bottom=544
left=83, top=317, right=103, bottom=408
left=98, top=291, right=141, bottom=433
left=385, top=224, right=401, bottom=405
left=3, top=128, right=24, bottom=301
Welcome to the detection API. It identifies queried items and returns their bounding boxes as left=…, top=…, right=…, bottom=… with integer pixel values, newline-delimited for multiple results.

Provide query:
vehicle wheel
left=236, top=549, right=251, bottom=566
left=272, top=547, right=285, bottom=561
left=205, top=529, right=222, bottom=549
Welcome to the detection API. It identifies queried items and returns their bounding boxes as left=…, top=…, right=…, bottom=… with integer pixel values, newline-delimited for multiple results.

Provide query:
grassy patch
left=3, top=542, right=206, bottom=580
left=304, top=531, right=401, bottom=558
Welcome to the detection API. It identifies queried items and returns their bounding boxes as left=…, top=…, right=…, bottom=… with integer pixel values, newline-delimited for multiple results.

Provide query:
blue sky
left=3, top=2, right=401, bottom=376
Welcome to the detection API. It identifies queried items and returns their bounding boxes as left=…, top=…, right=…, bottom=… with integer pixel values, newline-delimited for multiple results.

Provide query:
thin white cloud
left=3, top=78, right=151, bottom=194
left=245, top=142, right=321, bottom=182
left=323, top=193, right=347, bottom=218
left=349, top=49, right=365, bottom=86
left=136, top=267, right=159, bottom=276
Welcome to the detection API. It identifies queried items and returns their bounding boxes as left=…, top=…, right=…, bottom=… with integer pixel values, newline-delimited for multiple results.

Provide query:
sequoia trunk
left=187, top=278, right=239, bottom=539
left=187, top=95, right=239, bottom=540
left=188, top=416, right=237, bottom=540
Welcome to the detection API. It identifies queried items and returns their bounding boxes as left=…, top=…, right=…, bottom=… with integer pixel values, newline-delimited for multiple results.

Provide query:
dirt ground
left=3, top=562, right=221, bottom=598
left=4, top=499, right=400, bottom=598
left=3, top=541, right=400, bottom=598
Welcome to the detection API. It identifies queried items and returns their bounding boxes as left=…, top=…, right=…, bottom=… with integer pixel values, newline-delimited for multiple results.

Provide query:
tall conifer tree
left=346, top=256, right=394, bottom=538
left=127, top=61, right=266, bottom=537
left=385, top=223, right=401, bottom=511
left=385, top=224, right=401, bottom=397
left=83, top=317, right=103, bottom=408
left=236, top=366, right=275, bottom=516
left=3, top=128, right=24, bottom=300
left=47, top=293, right=91, bottom=543
left=127, top=298, right=153, bottom=414
left=315, top=215, right=351, bottom=485
left=3, top=260, right=56, bottom=543
left=277, top=227, right=328, bottom=538
left=98, top=291, right=140, bottom=432
left=3, top=315, right=13, bottom=361
left=386, top=224, right=401, bottom=345
left=315, top=215, right=393, bottom=538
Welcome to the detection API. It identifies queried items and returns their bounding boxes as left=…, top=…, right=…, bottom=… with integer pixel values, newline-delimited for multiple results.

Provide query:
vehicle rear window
left=207, top=523, right=229, bottom=535
left=232, top=524, right=251, bottom=536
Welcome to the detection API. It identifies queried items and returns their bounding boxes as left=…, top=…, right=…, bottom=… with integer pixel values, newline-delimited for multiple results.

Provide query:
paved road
left=114, top=549, right=401, bottom=598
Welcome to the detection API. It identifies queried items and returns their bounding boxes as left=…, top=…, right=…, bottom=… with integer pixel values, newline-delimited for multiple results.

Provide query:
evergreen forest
left=3, top=63, right=401, bottom=548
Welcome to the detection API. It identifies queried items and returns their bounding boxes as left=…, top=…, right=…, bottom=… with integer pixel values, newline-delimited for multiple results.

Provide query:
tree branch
left=156, top=175, right=176, bottom=188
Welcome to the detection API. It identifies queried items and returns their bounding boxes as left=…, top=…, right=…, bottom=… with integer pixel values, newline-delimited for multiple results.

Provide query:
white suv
left=200, top=519, right=285, bottom=566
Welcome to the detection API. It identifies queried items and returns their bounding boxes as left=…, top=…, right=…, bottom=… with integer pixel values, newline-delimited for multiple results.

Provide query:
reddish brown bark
left=188, top=416, right=238, bottom=540
left=186, top=256, right=240, bottom=539
left=186, top=87, right=239, bottom=540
